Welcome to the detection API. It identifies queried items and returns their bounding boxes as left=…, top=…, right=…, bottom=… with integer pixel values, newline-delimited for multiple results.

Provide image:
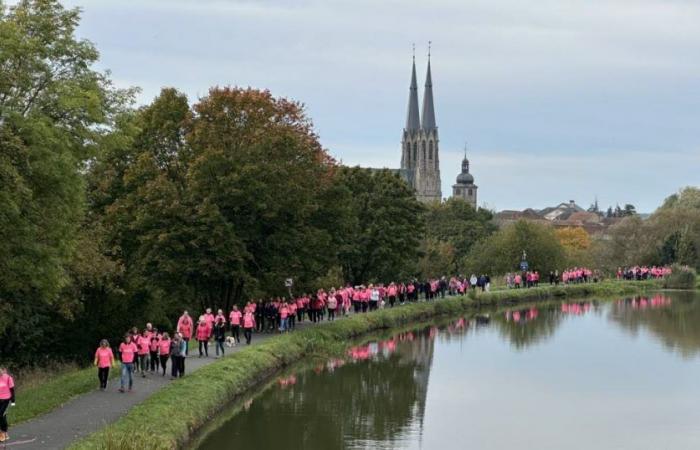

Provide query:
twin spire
left=405, top=44, right=436, bottom=133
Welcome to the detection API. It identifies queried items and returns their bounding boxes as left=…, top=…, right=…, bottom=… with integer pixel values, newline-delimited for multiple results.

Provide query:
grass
left=67, top=280, right=656, bottom=450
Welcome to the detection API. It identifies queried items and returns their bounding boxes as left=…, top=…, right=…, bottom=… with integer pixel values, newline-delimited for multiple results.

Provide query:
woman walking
left=243, top=309, right=255, bottom=345
left=118, top=334, right=138, bottom=393
left=196, top=319, right=209, bottom=357
left=158, top=332, right=171, bottom=376
left=170, top=333, right=187, bottom=378
left=214, top=317, right=226, bottom=357
left=137, top=329, right=150, bottom=377
left=93, top=339, right=114, bottom=391
left=149, top=330, right=160, bottom=373
left=176, top=311, right=193, bottom=356
left=0, top=367, right=16, bottom=443
left=229, top=306, right=242, bottom=345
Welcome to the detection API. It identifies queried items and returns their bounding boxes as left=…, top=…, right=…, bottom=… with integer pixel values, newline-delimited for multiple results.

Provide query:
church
left=397, top=52, right=478, bottom=208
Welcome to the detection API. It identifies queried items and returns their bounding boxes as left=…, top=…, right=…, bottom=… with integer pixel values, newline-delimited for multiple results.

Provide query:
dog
left=225, top=336, right=237, bottom=348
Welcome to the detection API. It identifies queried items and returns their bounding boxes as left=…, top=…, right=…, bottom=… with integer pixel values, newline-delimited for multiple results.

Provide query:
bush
left=662, top=265, right=697, bottom=290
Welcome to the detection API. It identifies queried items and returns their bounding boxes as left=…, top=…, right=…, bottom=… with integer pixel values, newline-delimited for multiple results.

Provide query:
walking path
left=10, top=322, right=316, bottom=449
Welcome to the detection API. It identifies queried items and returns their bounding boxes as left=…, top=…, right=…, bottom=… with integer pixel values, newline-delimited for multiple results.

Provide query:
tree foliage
left=463, top=220, right=567, bottom=275
left=0, top=0, right=132, bottom=364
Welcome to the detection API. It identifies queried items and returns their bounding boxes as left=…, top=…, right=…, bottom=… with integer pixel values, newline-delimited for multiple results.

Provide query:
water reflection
left=196, top=292, right=700, bottom=450
left=610, top=292, right=700, bottom=358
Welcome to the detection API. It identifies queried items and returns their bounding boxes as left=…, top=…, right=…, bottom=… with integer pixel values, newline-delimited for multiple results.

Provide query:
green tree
left=464, top=220, right=566, bottom=275
left=0, top=0, right=132, bottom=364
left=334, top=167, right=424, bottom=284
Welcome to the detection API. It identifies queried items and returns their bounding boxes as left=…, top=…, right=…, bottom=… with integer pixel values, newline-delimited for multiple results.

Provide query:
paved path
left=9, top=322, right=316, bottom=449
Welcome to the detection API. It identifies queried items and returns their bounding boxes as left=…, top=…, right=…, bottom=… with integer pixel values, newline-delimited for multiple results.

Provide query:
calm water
left=195, top=291, right=700, bottom=450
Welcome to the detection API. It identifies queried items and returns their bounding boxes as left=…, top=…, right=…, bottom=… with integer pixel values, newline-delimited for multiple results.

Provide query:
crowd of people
left=504, top=267, right=603, bottom=288
left=617, top=266, right=672, bottom=280
left=0, top=263, right=678, bottom=442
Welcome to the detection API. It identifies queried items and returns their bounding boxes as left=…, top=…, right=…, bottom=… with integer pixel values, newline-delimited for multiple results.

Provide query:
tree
left=420, top=198, right=496, bottom=276
left=334, top=167, right=424, bottom=284
left=463, top=220, right=566, bottom=275
left=555, top=227, right=591, bottom=251
left=0, top=0, right=132, bottom=364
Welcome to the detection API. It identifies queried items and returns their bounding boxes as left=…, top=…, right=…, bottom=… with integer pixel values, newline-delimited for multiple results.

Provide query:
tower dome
left=451, top=145, right=478, bottom=208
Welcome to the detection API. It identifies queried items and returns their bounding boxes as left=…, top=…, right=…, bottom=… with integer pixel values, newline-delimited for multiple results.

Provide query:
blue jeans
left=279, top=317, right=288, bottom=332
left=120, top=362, right=134, bottom=389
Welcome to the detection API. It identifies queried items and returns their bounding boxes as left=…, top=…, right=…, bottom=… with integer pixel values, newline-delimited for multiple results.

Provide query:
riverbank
left=67, top=281, right=656, bottom=450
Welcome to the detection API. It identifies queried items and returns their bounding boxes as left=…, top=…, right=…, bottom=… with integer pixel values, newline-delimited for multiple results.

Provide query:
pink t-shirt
left=159, top=338, right=171, bottom=355
left=94, top=347, right=114, bottom=368
left=137, top=336, right=150, bottom=355
left=229, top=310, right=242, bottom=326
left=243, top=312, right=254, bottom=328
left=119, top=342, right=138, bottom=363
left=196, top=323, right=209, bottom=340
left=0, top=374, right=15, bottom=400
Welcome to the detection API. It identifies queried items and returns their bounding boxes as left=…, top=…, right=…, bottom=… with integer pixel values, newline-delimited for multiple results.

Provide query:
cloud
left=52, top=0, right=700, bottom=212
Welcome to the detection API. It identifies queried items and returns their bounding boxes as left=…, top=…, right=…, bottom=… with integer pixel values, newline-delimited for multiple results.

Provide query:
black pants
left=98, top=367, right=109, bottom=389
left=362, top=302, right=368, bottom=313
left=353, top=301, right=361, bottom=313
left=389, top=296, right=396, bottom=307
left=369, top=301, right=377, bottom=311
left=0, top=399, right=9, bottom=432
left=289, top=315, right=295, bottom=329
left=256, top=316, right=264, bottom=332
left=231, top=325, right=241, bottom=343
left=159, top=355, right=169, bottom=374
left=244, top=327, right=253, bottom=344
left=149, top=351, right=158, bottom=371
left=198, top=339, right=208, bottom=356
left=328, top=308, right=336, bottom=321
left=171, top=355, right=185, bottom=377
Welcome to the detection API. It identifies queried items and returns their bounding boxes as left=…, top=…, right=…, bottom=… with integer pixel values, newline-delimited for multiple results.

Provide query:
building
left=452, top=147, right=478, bottom=208
left=399, top=53, right=442, bottom=203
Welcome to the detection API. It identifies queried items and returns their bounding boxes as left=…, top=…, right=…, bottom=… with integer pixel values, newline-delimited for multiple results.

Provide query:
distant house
left=494, top=200, right=618, bottom=235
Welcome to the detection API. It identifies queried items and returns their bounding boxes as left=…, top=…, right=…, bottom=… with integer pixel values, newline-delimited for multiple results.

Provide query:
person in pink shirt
left=196, top=320, right=210, bottom=357
left=203, top=308, right=215, bottom=339
left=157, top=332, right=171, bottom=376
left=136, top=329, right=151, bottom=377
left=0, top=367, right=15, bottom=442
left=118, top=334, right=138, bottom=393
left=279, top=301, right=290, bottom=332
left=387, top=283, right=398, bottom=308
left=243, top=310, right=255, bottom=344
left=148, top=329, right=160, bottom=373
left=215, top=309, right=227, bottom=326
left=229, top=305, right=243, bottom=344
left=177, top=311, right=194, bottom=355
left=94, top=339, right=115, bottom=391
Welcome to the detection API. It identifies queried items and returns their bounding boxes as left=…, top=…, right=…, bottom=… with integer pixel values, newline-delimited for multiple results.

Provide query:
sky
left=54, top=0, right=700, bottom=212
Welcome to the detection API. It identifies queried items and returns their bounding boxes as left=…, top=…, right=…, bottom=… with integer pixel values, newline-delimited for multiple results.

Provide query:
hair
left=162, top=332, right=169, bottom=339
left=100, top=339, right=110, bottom=347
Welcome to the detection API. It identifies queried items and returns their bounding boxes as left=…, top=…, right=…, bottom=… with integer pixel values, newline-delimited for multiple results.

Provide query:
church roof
left=405, top=57, right=420, bottom=131
left=421, top=56, right=436, bottom=131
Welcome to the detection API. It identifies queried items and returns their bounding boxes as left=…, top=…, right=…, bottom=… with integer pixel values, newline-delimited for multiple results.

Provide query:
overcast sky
left=57, top=0, right=699, bottom=212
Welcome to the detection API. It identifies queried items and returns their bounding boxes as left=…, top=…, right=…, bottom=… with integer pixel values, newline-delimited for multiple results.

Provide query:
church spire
left=405, top=44, right=420, bottom=132
left=421, top=42, right=436, bottom=131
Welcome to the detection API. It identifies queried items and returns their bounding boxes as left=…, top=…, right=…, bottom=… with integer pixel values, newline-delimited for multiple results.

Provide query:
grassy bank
left=68, top=281, right=655, bottom=450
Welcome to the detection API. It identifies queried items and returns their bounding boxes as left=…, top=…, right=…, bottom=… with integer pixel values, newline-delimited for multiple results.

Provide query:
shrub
left=662, top=265, right=697, bottom=290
